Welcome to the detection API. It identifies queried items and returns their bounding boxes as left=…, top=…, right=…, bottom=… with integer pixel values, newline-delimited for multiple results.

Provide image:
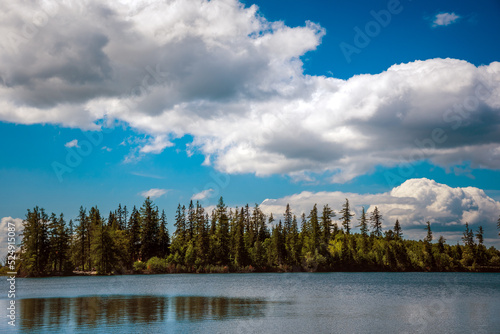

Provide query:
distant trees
left=20, top=207, right=50, bottom=276
left=16, top=198, right=500, bottom=276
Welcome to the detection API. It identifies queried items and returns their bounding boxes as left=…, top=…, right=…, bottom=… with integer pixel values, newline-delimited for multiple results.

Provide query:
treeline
left=10, top=197, right=500, bottom=276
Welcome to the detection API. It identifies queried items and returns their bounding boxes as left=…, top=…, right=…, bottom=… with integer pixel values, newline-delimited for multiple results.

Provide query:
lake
left=1, top=272, right=499, bottom=333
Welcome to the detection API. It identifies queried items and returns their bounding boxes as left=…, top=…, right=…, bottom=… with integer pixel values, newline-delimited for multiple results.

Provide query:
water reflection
left=19, top=295, right=268, bottom=331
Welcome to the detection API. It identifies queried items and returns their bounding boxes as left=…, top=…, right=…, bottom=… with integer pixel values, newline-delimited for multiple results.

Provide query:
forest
left=4, top=197, right=500, bottom=277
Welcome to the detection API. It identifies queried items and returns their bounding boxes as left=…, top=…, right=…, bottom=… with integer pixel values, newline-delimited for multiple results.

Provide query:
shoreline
left=3, top=266, right=500, bottom=278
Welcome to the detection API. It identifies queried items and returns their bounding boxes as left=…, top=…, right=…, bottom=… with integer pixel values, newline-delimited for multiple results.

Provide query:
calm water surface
left=1, top=272, right=499, bottom=333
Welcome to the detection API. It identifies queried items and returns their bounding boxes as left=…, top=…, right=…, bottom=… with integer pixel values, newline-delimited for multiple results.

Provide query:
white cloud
left=191, top=189, right=214, bottom=201
left=433, top=12, right=460, bottom=27
left=139, top=135, right=173, bottom=154
left=64, top=139, right=79, bottom=148
left=139, top=188, right=168, bottom=199
left=0, top=1, right=499, bottom=182
left=0, top=217, right=24, bottom=264
left=260, top=178, right=500, bottom=246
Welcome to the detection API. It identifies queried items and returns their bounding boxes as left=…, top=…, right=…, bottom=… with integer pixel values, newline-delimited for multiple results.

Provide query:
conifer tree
left=194, top=202, right=208, bottom=265
left=49, top=213, right=69, bottom=272
left=254, top=204, right=269, bottom=242
left=215, top=197, right=230, bottom=265
left=424, top=221, right=433, bottom=243
left=233, top=208, right=248, bottom=267
left=108, top=211, right=118, bottom=230
left=187, top=200, right=195, bottom=242
left=437, top=236, right=446, bottom=253
left=370, top=206, right=383, bottom=237
left=89, top=207, right=111, bottom=273
left=394, top=219, right=402, bottom=239
left=462, top=223, right=475, bottom=247
left=286, top=215, right=300, bottom=265
left=283, top=204, right=293, bottom=237
left=270, top=220, right=285, bottom=266
left=308, top=204, right=320, bottom=252
left=158, top=210, right=170, bottom=258
left=127, top=206, right=141, bottom=263
left=475, top=226, right=484, bottom=246
left=171, top=204, right=186, bottom=259
left=497, top=215, right=500, bottom=237
left=357, top=207, right=368, bottom=237
left=116, top=204, right=125, bottom=230
left=139, top=197, right=160, bottom=261
left=320, top=204, right=335, bottom=243
left=339, top=199, right=354, bottom=234
left=75, top=206, right=88, bottom=270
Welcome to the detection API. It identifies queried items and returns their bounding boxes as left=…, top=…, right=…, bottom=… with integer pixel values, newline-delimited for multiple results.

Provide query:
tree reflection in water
left=19, top=295, right=268, bottom=330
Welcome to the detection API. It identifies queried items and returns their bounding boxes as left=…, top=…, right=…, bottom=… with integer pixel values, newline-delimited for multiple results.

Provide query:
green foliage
left=133, top=261, right=147, bottom=272
left=17, top=198, right=500, bottom=276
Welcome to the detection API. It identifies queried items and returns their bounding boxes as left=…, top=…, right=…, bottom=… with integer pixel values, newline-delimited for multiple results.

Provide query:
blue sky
left=1, top=0, right=500, bottom=246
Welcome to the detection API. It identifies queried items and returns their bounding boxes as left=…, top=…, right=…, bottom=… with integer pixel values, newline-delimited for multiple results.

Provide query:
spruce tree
left=497, top=215, right=500, bottom=237
left=461, top=223, right=475, bottom=247
left=139, top=197, right=160, bottom=261
left=475, top=226, right=484, bottom=245
left=171, top=204, right=186, bottom=259
left=187, top=200, right=195, bottom=242
left=194, top=202, right=208, bottom=265
left=370, top=206, right=383, bottom=237
left=357, top=207, right=368, bottom=236
left=254, top=204, right=269, bottom=242
left=215, top=197, right=230, bottom=265
left=424, top=221, right=433, bottom=243
left=394, top=219, right=402, bottom=239
left=339, top=199, right=354, bottom=234
left=158, top=210, right=170, bottom=258
left=308, top=204, right=320, bottom=252
left=320, top=204, right=335, bottom=243
left=233, top=208, right=247, bottom=267
left=127, top=206, right=141, bottom=263
left=75, top=206, right=88, bottom=270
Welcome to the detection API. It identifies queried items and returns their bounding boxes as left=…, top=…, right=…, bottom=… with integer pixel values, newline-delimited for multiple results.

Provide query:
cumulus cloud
left=0, top=217, right=24, bottom=264
left=139, top=135, right=173, bottom=154
left=0, top=1, right=499, bottom=182
left=433, top=12, right=460, bottom=27
left=64, top=139, right=79, bottom=148
left=139, top=188, right=168, bottom=199
left=260, top=178, right=500, bottom=245
left=192, top=189, right=215, bottom=201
